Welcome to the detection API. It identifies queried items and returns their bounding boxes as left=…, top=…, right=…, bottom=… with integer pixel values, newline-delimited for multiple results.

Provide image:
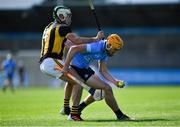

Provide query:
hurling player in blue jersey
left=1, top=53, right=16, bottom=92
left=62, top=34, right=132, bottom=120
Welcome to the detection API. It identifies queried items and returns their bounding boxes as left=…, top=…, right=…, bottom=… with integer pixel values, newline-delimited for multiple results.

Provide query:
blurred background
left=0, top=0, right=180, bottom=87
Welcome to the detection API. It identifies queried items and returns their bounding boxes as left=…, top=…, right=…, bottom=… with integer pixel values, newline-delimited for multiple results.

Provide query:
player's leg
left=58, top=66, right=85, bottom=121
left=71, top=84, right=82, bottom=108
left=40, top=58, right=80, bottom=118
left=2, top=79, right=8, bottom=92
left=19, top=72, right=24, bottom=87
left=78, top=94, right=95, bottom=114
left=40, top=58, right=85, bottom=120
left=86, top=74, right=131, bottom=120
left=68, top=83, right=83, bottom=121
left=66, top=66, right=96, bottom=115
left=87, top=74, right=119, bottom=111
left=58, top=64, right=131, bottom=120
left=9, top=77, right=14, bottom=92
left=66, top=67, right=85, bottom=121
left=60, top=82, right=73, bottom=115
left=69, top=66, right=122, bottom=119
left=60, top=81, right=83, bottom=120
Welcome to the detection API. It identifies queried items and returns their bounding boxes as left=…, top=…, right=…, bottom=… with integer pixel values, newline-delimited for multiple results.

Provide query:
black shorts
left=70, top=65, right=95, bottom=82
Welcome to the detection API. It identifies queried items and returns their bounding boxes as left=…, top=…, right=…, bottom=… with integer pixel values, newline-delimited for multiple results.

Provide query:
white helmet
left=53, top=6, right=72, bottom=25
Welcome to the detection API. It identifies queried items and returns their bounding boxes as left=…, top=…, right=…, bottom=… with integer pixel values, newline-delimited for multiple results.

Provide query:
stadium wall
left=0, top=4, right=180, bottom=32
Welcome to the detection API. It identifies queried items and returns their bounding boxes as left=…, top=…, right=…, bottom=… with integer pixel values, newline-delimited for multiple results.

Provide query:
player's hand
left=96, top=31, right=105, bottom=41
left=116, top=80, right=126, bottom=88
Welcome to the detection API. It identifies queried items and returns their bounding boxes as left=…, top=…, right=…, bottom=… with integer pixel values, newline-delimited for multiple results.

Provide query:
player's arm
left=66, top=31, right=104, bottom=45
left=99, top=61, right=124, bottom=88
left=62, top=44, right=86, bottom=72
left=99, top=61, right=118, bottom=85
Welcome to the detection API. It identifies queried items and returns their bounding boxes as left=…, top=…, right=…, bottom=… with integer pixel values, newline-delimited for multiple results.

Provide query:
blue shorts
left=6, top=74, right=13, bottom=80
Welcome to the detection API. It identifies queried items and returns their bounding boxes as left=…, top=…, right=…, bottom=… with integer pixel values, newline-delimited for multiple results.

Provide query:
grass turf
left=0, top=86, right=180, bottom=126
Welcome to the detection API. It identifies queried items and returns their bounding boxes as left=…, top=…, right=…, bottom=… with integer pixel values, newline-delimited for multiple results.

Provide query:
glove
left=116, top=80, right=126, bottom=88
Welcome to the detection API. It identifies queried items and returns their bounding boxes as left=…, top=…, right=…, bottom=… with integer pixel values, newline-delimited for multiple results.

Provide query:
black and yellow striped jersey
left=40, top=21, right=71, bottom=62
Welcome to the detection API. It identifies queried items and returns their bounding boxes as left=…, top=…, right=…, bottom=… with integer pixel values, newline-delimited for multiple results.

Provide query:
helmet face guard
left=53, top=6, right=72, bottom=25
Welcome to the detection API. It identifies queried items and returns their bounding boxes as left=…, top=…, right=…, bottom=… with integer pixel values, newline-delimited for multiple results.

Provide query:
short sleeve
left=86, top=41, right=104, bottom=53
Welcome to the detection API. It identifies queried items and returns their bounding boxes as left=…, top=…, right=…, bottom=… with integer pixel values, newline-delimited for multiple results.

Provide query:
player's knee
left=105, top=85, right=112, bottom=92
left=104, top=85, right=112, bottom=93
left=73, top=84, right=83, bottom=92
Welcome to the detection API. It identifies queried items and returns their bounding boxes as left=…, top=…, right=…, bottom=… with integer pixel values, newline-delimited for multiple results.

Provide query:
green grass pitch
left=0, top=86, right=180, bottom=126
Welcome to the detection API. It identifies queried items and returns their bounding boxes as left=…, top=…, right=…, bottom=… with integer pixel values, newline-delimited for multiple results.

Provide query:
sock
left=114, top=109, right=124, bottom=118
left=63, top=99, right=70, bottom=115
left=71, top=106, right=78, bottom=115
left=78, top=102, right=87, bottom=113
left=64, top=99, right=70, bottom=108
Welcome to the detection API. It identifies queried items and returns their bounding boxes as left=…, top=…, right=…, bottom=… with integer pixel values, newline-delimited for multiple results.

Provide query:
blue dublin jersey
left=2, top=59, right=16, bottom=78
left=71, top=40, right=108, bottom=68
